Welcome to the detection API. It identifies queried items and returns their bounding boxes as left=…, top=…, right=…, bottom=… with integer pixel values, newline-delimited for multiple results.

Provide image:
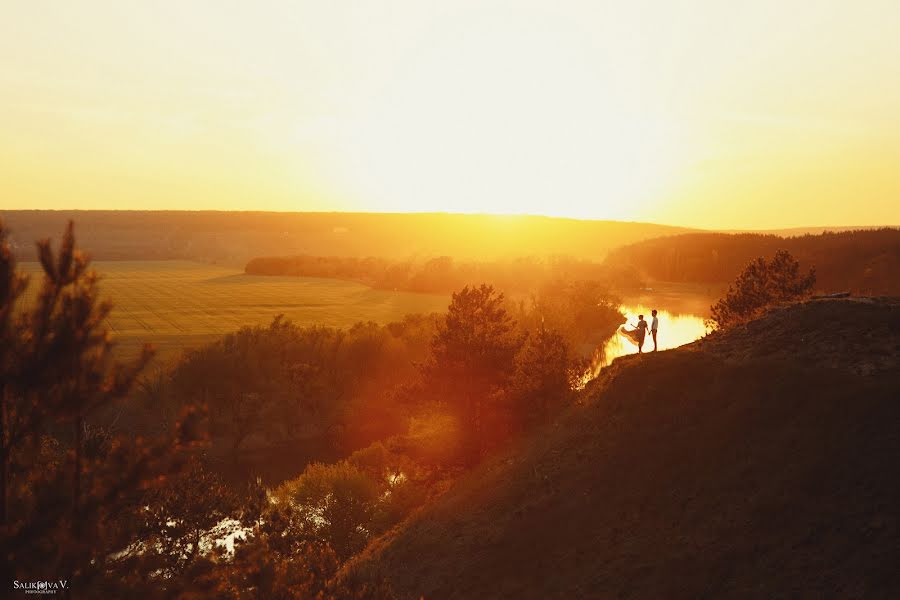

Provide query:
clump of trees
left=163, top=314, right=439, bottom=460
left=246, top=254, right=639, bottom=294
left=151, top=278, right=620, bottom=469
left=269, top=442, right=429, bottom=562
left=0, top=221, right=395, bottom=597
left=424, top=283, right=607, bottom=461
left=267, top=283, right=612, bottom=559
left=709, top=250, right=816, bottom=329
left=515, top=279, right=623, bottom=353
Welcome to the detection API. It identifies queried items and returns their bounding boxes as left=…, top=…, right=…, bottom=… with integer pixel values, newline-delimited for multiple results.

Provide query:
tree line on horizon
left=244, top=254, right=638, bottom=295
left=244, top=228, right=899, bottom=298
left=604, top=228, right=900, bottom=295
left=0, top=210, right=688, bottom=265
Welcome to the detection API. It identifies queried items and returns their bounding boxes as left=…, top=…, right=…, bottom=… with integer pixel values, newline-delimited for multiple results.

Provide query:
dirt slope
left=351, top=298, right=900, bottom=598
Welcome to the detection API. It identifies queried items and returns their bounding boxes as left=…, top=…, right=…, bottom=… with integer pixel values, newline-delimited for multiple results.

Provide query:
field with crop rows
left=20, top=261, right=449, bottom=364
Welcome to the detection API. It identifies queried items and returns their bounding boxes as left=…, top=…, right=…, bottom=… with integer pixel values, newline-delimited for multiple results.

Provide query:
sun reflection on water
left=586, top=305, right=710, bottom=381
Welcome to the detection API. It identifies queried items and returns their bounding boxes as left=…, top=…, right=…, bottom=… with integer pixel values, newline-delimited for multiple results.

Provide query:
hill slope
left=352, top=298, right=900, bottom=598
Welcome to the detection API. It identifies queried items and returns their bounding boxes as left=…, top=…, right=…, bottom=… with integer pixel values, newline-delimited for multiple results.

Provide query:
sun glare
left=4, top=2, right=899, bottom=227
left=321, top=17, right=687, bottom=221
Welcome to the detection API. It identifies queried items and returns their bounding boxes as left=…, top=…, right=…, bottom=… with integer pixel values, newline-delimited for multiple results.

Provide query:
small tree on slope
left=710, top=249, right=816, bottom=329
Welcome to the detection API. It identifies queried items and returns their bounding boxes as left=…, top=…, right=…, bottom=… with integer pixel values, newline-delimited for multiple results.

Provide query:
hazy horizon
left=3, top=1, right=899, bottom=229
left=2, top=208, right=896, bottom=235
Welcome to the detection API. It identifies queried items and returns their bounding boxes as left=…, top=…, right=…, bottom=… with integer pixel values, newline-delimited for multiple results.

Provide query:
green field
left=21, top=261, right=450, bottom=363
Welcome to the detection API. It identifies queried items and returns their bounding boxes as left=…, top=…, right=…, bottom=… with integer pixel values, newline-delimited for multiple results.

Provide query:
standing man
left=650, top=309, right=659, bottom=352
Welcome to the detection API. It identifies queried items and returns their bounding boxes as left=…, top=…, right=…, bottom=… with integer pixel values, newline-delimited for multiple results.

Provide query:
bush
left=272, top=461, right=379, bottom=560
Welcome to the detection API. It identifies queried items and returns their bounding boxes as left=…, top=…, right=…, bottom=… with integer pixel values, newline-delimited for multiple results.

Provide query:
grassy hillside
left=351, top=298, right=900, bottom=598
left=19, top=261, right=448, bottom=362
left=1, top=210, right=692, bottom=264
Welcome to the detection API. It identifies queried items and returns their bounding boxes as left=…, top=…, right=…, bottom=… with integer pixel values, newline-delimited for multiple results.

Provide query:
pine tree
left=427, top=284, right=523, bottom=463
left=710, top=250, right=816, bottom=328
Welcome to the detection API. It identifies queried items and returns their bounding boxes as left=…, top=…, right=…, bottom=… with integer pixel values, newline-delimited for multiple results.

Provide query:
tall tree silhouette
left=0, top=221, right=198, bottom=594
left=427, top=284, right=523, bottom=463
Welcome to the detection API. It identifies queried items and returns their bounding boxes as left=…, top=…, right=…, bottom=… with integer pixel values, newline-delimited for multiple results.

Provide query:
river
left=587, top=284, right=722, bottom=378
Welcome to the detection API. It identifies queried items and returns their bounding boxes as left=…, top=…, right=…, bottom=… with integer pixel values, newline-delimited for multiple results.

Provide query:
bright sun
left=321, top=15, right=687, bottom=221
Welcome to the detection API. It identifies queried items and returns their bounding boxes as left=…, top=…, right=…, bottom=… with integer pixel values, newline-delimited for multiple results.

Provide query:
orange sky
left=2, top=1, right=899, bottom=229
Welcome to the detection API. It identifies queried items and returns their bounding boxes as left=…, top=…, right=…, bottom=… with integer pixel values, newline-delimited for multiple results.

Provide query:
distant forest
left=0, top=210, right=690, bottom=264
left=245, top=254, right=636, bottom=295
left=604, top=229, right=900, bottom=295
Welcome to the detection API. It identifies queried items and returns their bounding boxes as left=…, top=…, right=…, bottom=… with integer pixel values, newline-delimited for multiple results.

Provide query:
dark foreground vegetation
left=352, top=297, right=900, bottom=598
left=605, top=228, right=900, bottom=294
left=1, top=222, right=624, bottom=598
left=4, top=220, right=897, bottom=598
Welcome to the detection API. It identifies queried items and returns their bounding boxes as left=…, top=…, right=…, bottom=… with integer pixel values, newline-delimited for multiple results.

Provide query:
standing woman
left=651, top=309, right=659, bottom=351
left=635, top=314, right=649, bottom=353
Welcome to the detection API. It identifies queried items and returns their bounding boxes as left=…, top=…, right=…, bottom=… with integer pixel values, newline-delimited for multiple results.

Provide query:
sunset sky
left=2, top=0, right=898, bottom=229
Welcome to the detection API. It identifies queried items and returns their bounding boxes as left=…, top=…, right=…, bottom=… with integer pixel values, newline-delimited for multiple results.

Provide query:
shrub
left=273, top=461, right=379, bottom=560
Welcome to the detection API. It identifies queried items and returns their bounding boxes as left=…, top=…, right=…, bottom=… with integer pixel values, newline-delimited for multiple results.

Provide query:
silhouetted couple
left=634, top=309, right=659, bottom=353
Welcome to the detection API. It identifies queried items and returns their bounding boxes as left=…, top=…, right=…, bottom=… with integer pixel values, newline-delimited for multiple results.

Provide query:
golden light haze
left=2, top=1, right=899, bottom=229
